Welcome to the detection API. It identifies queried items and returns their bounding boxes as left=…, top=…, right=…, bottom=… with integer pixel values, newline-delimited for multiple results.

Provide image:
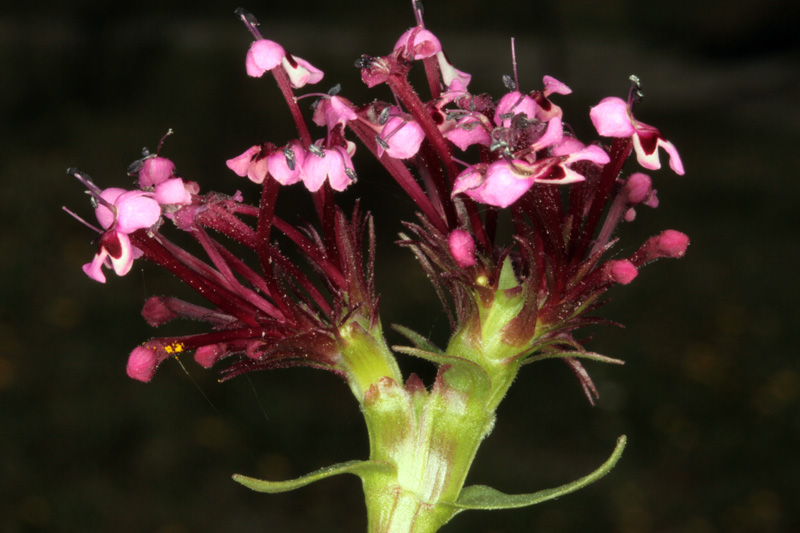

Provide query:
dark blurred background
left=2, top=0, right=798, bottom=531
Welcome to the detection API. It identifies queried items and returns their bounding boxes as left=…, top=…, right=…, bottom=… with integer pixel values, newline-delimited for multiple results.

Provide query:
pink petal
left=246, top=39, right=285, bottom=77
left=95, top=188, right=127, bottom=229
left=435, top=51, right=471, bottom=89
left=113, top=191, right=161, bottom=234
left=82, top=249, right=109, bottom=283
left=283, top=55, right=324, bottom=88
left=326, top=147, right=355, bottom=191
left=658, top=138, right=685, bottom=175
left=495, top=91, right=537, bottom=127
left=394, top=27, right=442, bottom=59
left=108, top=233, right=136, bottom=276
left=632, top=134, right=662, bottom=171
left=153, top=178, right=192, bottom=205
left=379, top=117, right=425, bottom=159
left=267, top=141, right=305, bottom=185
left=247, top=155, right=269, bottom=184
left=313, top=95, right=357, bottom=129
left=226, top=146, right=260, bottom=177
left=590, top=97, right=636, bottom=137
left=530, top=116, right=563, bottom=152
left=542, top=75, right=571, bottom=96
left=138, top=156, right=175, bottom=188
left=551, top=136, right=586, bottom=157
left=302, top=148, right=335, bottom=192
left=445, top=117, right=491, bottom=151
left=468, top=160, right=533, bottom=208
left=565, top=144, right=610, bottom=166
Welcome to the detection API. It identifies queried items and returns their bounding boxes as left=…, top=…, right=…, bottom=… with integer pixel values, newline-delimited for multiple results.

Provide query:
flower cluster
left=67, top=4, right=689, bottom=529
left=68, top=5, right=687, bottom=393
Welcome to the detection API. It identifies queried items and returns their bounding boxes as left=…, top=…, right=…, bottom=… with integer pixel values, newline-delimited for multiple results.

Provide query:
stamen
left=510, top=36, right=520, bottom=90
left=156, top=128, right=174, bottom=155
left=234, top=7, right=264, bottom=40
left=283, top=146, right=296, bottom=171
left=354, top=55, right=374, bottom=69
left=308, top=144, right=325, bottom=157
left=62, top=206, right=102, bottom=233
left=378, top=106, right=392, bottom=126
left=628, top=74, right=643, bottom=107
left=66, top=168, right=114, bottom=212
left=412, top=0, right=425, bottom=26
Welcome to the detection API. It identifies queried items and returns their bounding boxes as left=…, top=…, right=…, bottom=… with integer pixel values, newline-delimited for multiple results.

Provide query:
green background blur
left=2, top=1, right=798, bottom=531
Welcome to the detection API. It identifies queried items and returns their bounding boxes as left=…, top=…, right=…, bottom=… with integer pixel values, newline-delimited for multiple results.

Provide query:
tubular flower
left=245, top=39, right=324, bottom=88
left=591, top=95, right=685, bottom=175
left=81, top=187, right=161, bottom=283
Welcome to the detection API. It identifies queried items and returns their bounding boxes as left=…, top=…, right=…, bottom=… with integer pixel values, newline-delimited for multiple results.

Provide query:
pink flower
left=392, top=27, right=471, bottom=89
left=394, top=27, right=442, bottom=59
left=245, top=39, right=324, bottom=88
left=83, top=188, right=161, bottom=283
left=445, top=115, right=491, bottom=151
left=282, top=55, right=324, bottom=88
left=590, top=96, right=684, bottom=175
left=245, top=39, right=286, bottom=77
left=302, top=144, right=356, bottom=192
left=452, top=142, right=609, bottom=208
left=226, top=145, right=269, bottom=184
left=313, top=95, right=358, bottom=131
left=152, top=177, right=192, bottom=206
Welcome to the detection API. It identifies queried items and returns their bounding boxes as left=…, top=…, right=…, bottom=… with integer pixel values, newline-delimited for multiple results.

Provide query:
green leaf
left=232, top=460, right=394, bottom=494
left=450, top=435, right=627, bottom=510
left=391, top=324, right=444, bottom=354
